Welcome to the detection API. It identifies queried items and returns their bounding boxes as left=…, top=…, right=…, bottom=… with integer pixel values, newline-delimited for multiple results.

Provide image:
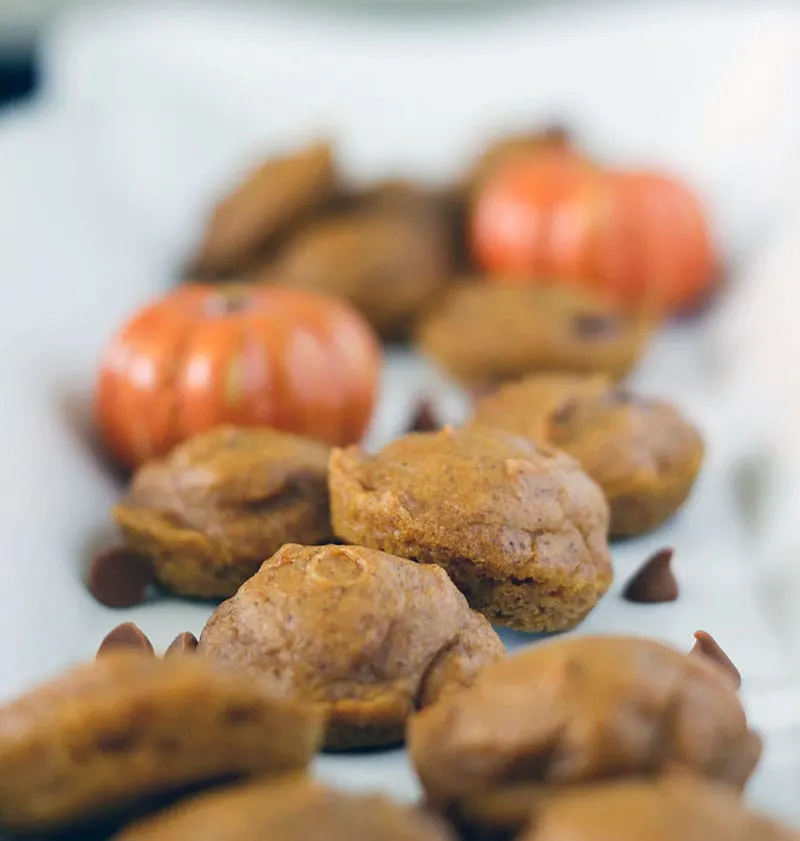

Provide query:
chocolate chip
left=691, top=630, right=741, bottom=690
left=165, top=632, right=199, bottom=657
left=88, top=547, right=155, bottom=608
left=550, top=398, right=579, bottom=426
left=97, top=623, right=155, bottom=658
left=571, top=313, right=621, bottom=338
left=408, top=398, right=439, bottom=433
left=622, top=548, right=679, bottom=604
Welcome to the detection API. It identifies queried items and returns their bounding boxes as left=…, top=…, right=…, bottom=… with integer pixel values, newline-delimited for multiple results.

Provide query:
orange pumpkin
left=471, top=155, right=716, bottom=315
left=95, top=284, right=381, bottom=469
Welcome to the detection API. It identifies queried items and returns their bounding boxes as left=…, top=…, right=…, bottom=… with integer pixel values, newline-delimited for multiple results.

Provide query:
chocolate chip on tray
left=571, top=312, right=621, bottom=338
left=97, top=623, right=155, bottom=658
left=622, top=548, right=679, bottom=604
left=408, top=398, right=440, bottom=433
left=165, top=632, right=199, bottom=657
left=87, top=547, right=155, bottom=609
left=691, top=630, right=742, bottom=690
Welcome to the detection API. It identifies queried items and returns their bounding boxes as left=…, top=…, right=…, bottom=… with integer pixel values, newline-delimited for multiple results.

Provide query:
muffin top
left=329, top=426, right=610, bottom=582
left=415, top=281, right=650, bottom=385
left=409, top=634, right=761, bottom=811
left=115, top=775, right=456, bottom=841
left=519, top=777, right=798, bottom=841
left=116, top=425, right=331, bottom=555
left=470, top=374, right=704, bottom=496
left=199, top=543, right=504, bottom=716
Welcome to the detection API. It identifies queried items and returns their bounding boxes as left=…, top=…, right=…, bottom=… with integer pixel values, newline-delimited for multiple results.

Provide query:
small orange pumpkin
left=471, top=154, right=716, bottom=315
left=95, top=284, right=381, bottom=469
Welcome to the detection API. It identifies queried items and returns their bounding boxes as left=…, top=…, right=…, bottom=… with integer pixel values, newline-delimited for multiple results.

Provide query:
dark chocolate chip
left=550, top=398, right=579, bottom=426
left=88, top=547, right=155, bottom=609
left=408, top=398, right=440, bottom=433
left=691, top=630, right=741, bottom=690
left=622, top=548, right=679, bottom=604
left=571, top=313, right=621, bottom=338
left=165, top=632, right=199, bottom=657
left=97, top=623, right=155, bottom=658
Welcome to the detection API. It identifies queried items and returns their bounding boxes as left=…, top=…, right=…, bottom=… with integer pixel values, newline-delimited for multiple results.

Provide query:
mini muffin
left=356, top=179, right=444, bottom=215
left=198, top=543, right=504, bottom=750
left=114, top=426, right=333, bottom=599
left=415, top=281, right=650, bottom=387
left=114, top=775, right=456, bottom=841
left=514, top=777, right=799, bottom=841
left=192, top=141, right=337, bottom=276
left=273, top=209, right=450, bottom=340
left=0, top=653, right=322, bottom=834
left=353, top=178, right=470, bottom=267
left=469, top=374, right=705, bottom=537
left=408, top=635, right=762, bottom=837
left=329, top=426, right=612, bottom=632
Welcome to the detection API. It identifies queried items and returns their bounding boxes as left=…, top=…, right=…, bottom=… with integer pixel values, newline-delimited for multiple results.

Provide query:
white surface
left=0, top=0, right=797, bottom=828
left=38, top=0, right=800, bottom=266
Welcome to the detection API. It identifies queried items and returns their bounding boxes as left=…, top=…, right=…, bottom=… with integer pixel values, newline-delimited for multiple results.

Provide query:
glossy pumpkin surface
left=471, top=155, right=716, bottom=314
left=95, top=284, right=381, bottom=468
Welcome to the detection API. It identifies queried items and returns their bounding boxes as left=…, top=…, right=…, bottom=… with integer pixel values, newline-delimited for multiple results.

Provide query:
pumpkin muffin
left=514, top=777, right=799, bottom=841
left=469, top=374, right=705, bottom=537
left=198, top=543, right=504, bottom=750
left=0, top=653, right=322, bottom=835
left=354, top=179, right=471, bottom=272
left=329, top=426, right=612, bottom=632
left=114, top=425, right=333, bottom=599
left=408, top=635, right=762, bottom=838
left=115, top=775, right=456, bottom=841
left=192, top=140, right=337, bottom=276
left=415, top=281, right=650, bottom=388
left=273, top=208, right=450, bottom=340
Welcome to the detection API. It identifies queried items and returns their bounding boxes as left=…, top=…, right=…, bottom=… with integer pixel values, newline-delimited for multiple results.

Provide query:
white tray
left=0, top=0, right=797, bottom=829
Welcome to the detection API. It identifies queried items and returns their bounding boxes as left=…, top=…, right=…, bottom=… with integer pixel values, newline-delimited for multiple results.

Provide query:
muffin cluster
left=7, top=125, right=784, bottom=840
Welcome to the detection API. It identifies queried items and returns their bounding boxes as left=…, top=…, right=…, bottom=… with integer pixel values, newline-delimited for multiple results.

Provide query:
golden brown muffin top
left=199, top=543, right=504, bottom=711
left=330, top=426, right=610, bottom=581
left=116, top=425, right=330, bottom=542
left=275, top=209, right=449, bottom=339
left=519, top=777, right=799, bottom=841
left=415, top=281, right=650, bottom=385
left=194, top=141, right=337, bottom=275
left=408, top=635, right=761, bottom=811
left=0, top=652, right=321, bottom=759
left=114, top=775, right=456, bottom=841
left=470, top=374, right=704, bottom=495
left=0, top=653, right=323, bottom=832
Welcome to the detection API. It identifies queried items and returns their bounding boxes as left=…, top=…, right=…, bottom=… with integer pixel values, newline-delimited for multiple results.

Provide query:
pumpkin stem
left=205, top=286, right=252, bottom=316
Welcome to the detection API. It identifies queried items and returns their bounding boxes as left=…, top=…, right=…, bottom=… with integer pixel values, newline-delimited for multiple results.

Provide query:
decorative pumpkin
left=95, top=284, right=381, bottom=469
left=470, top=154, right=716, bottom=315
left=467, top=126, right=583, bottom=193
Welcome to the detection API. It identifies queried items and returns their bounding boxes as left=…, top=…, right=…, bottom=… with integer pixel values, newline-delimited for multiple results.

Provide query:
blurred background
left=0, top=0, right=765, bottom=108
left=0, top=0, right=47, bottom=106
left=0, top=0, right=798, bottom=828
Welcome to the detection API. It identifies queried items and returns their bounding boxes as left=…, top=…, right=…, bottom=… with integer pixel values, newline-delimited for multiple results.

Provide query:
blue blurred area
left=0, top=53, right=37, bottom=107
